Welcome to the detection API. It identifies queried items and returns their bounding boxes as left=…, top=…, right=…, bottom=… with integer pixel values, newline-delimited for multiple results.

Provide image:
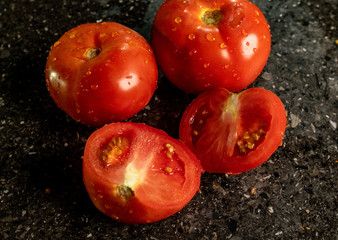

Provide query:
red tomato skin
left=83, top=122, right=203, bottom=224
left=179, top=88, right=286, bottom=174
left=45, top=22, right=158, bottom=126
left=151, top=0, right=271, bottom=93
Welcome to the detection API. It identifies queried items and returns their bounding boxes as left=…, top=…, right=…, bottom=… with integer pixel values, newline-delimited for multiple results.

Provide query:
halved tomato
left=179, top=88, right=287, bottom=174
left=83, top=122, right=203, bottom=224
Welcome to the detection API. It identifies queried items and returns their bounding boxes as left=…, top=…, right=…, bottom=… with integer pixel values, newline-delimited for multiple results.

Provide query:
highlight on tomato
left=45, top=22, right=158, bottom=126
left=179, top=88, right=287, bottom=174
left=151, top=0, right=271, bottom=93
left=83, top=122, right=203, bottom=224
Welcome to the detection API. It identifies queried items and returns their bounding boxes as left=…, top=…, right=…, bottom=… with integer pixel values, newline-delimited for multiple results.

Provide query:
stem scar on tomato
left=200, top=9, right=223, bottom=26
left=117, top=185, right=135, bottom=200
left=84, top=47, right=102, bottom=60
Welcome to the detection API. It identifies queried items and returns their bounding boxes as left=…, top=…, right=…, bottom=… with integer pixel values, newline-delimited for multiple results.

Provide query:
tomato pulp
left=151, top=0, right=271, bottom=93
left=179, top=88, right=286, bottom=174
left=83, top=122, right=203, bottom=224
left=45, top=22, right=158, bottom=126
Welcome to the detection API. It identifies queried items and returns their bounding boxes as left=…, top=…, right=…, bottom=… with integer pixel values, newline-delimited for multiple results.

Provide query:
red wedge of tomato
left=83, top=122, right=203, bottom=224
left=179, top=88, right=286, bottom=174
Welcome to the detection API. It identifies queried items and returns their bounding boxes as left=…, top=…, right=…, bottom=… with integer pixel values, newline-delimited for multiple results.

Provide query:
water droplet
left=144, top=59, right=149, bottom=64
left=171, top=27, right=177, bottom=32
left=99, top=33, right=107, bottom=38
left=246, top=42, right=250, bottom=46
left=90, top=84, right=98, bottom=90
left=253, top=48, right=257, bottom=53
left=111, top=32, right=119, bottom=38
left=88, top=110, right=94, bottom=115
left=86, top=70, right=92, bottom=75
left=188, top=33, right=196, bottom=40
left=76, top=108, right=80, bottom=114
left=219, top=42, right=227, bottom=49
left=126, top=75, right=133, bottom=79
left=53, top=41, right=60, bottom=47
left=125, top=30, right=132, bottom=34
left=233, top=73, right=238, bottom=77
left=174, top=17, right=182, bottom=23
left=205, top=33, right=216, bottom=41
left=255, top=19, right=260, bottom=24
left=105, top=60, right=111, bottom=66
left=52, top=57, right=56, bottom=62
left=255, top=10, right=260, bottom=16
left=242, top=30, right=248, bottom=37
left=203, top=63, right=210, bottom=68
left=189, top=49, right=197, bottom=56
left=69, top=34, right=75, bottom=39
left=262, top=35, right=267, bottom=39
left=224, top=64, right=229, bottom=69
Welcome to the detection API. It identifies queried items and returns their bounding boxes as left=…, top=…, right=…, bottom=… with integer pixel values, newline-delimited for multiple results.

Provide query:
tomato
left=151, top=0, right=271, bottom=93
left=179, top=88, right=286, bottom=174
left=83, top=122, right=203, bottom=224
left=45, top=22, right=158, bottom=126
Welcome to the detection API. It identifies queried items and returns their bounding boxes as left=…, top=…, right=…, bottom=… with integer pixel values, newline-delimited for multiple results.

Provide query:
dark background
left=0, top=0, right=337, bottom=239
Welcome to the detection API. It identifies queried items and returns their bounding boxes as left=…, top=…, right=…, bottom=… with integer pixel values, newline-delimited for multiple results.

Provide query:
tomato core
left=85, top=47, right=102, bottom=60
left=201, top=9, right=223, bottom=26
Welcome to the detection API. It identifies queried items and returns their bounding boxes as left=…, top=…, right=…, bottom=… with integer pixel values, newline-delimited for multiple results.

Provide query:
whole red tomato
left=83, top=122, right=203, bottom=224
left=151, top=0, right=271, bottom=93
left=45, top=22, right=158, bottom=126
left=179, top=88, right=286, bottom=174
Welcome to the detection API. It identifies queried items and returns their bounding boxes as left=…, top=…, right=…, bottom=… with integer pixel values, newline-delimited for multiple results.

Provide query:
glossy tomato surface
left=179, top=88, right=286, bottom=174
left=45, top=22, right=158, bottom=126
left=83, top=122, right=203, bottom=224
left=151, top=0, right=271, bottom=93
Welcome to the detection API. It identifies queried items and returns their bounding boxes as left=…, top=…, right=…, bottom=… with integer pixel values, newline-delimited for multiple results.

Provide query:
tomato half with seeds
left=179, top=88, right=286, bottom=174
left=45, top=22, right=158, bottom=126
left=151, top=0, right=271, bottom=93
left=83, top=122, right=203, bottom=224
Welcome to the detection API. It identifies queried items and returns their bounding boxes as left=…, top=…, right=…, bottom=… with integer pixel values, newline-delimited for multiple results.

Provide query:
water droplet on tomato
left=171, top=27, right=177, bottom=32
left=126, top=75, right=133, bottom=79
left=255, top=18, right=260, bottom=24
left=242, top=30, right=248, bottom=37
left=88, top=110, right=94, bottom=115
left=174, top=17, right=182, bottom=23
left=99, top=33, right=107, bottom=38
left=246, top=42, right=250, bottom=46
left=111, top=32, right=119, bottom=38
left=144, top=59, right=149, bottom=64
left=90, top=84, right=98, bottom=90
left=223, top=64, right=229, bottom=69
left=69, top=34, right=75, bottom=39
left=205, top=33, right=216, bottom=41
left=53, top=41, right=60, bottom=47
left=189, top=49, right=197, bottom=56
left=219, top=42, right=226, bottom=49
left=52, top=57, right=56, bottom=62
left=188, top=33, right=196, bottom=40
left=255, top=10, right=260, bottom=16
left=203, top=63, right=210, bottom=68
left=86, top=70, right=92, bottom=75
left=253, top=48, right=257, bottom=53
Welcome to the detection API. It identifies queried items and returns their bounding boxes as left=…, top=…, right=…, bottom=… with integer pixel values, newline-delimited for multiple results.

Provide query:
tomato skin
left=179, top=88, right=286, bottom=174
left=83, top=122, right=203, bottom=224
left=45, top=22, right=158, bottom=126
left=151, top=0, right=271, bottom=93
